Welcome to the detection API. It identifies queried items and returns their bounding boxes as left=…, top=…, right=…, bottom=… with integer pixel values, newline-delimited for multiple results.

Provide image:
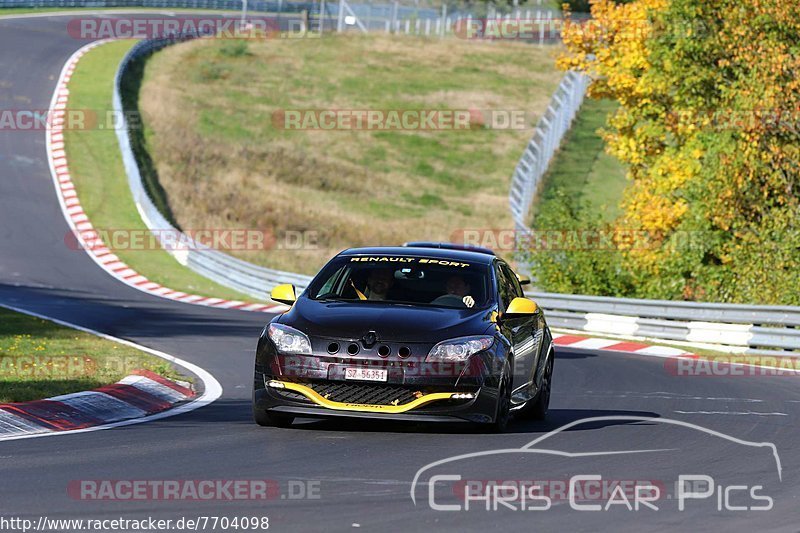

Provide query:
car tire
left=253, top=406, right=294, bottom=428
left=523, top=349, right=553, bottom=421
left=483, top=361, right=512, bottom=433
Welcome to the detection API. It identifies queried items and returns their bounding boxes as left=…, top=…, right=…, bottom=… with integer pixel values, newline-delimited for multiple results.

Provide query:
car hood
left=280, top=298, right=493, bottom=343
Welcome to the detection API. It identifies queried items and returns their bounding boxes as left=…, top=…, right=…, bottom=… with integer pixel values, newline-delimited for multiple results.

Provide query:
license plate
left=344, top=367, right=388, bottom=382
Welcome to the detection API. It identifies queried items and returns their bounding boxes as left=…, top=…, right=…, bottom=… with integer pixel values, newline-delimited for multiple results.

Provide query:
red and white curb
left=0, top=303, right=223, bottom=443
left=552, top=331, right=800, bottom=376
left=46, top=40, right=283, bottom=314
left=0, top=370, right=194, bottom=440
left=552, top=332, right=694, bottom=358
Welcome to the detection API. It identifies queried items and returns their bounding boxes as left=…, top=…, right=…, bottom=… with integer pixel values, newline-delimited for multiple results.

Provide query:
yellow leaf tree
left=557, top=0, right=800, bottom=303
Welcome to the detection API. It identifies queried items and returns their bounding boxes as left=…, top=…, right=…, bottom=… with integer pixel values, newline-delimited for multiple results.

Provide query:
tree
left=557, top=0, right=800, bottom=304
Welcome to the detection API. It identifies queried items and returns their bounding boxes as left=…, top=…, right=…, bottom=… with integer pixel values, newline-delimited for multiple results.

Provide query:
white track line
left=0, top=302, right=223, bottom=442
left=44, top=40, right=283, bottom=314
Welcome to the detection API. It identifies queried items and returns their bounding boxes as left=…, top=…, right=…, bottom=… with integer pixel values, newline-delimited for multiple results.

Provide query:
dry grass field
left=138, top=33, right=562, bottom=274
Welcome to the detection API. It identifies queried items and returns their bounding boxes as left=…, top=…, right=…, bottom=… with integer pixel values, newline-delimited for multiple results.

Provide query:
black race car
left=253, top=243, right=554, bottom=431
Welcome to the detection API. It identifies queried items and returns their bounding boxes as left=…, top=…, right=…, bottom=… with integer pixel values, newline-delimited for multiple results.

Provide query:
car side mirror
left=516, top=274, right=531, bottom=286
left=503, top=297, right=538, bottom=319
left=270, top=284, right=297, bottom=305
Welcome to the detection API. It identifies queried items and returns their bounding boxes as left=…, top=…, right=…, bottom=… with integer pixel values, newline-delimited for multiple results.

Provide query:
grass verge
left=0, top=307, right=185, bottom=403
left=520, top=98, right=632, bottom=295
left=137, top=33, right=563, bottom=274
left=531, top=98, right=627, bottom=224
left=64, top=40, right=260, bottom=302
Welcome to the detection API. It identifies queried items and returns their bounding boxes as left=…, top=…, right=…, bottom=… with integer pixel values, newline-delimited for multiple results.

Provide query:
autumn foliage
left=547, top=0, right=800, bottom=304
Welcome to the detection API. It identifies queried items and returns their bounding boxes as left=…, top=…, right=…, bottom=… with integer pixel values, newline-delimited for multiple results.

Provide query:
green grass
left=137, top=33, right=563, bottom=274
left=0, top=307, right=185, bottom=403
left=64, top=40, right=261, bottom=303
left=531, top=98, right=628, bottom=224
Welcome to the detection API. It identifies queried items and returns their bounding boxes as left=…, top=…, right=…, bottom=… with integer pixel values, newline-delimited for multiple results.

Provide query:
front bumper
left=254, top=328, right=507, bottom=424
left=254, top=375, right=500, bottom=424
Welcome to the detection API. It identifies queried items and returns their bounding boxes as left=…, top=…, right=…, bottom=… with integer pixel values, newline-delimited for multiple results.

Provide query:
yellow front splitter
left=268, top=380, right=469, bottom=414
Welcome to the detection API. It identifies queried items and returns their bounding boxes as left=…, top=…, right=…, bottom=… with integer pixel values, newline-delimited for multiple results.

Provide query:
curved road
left=0, top=14, right=797, bottom=532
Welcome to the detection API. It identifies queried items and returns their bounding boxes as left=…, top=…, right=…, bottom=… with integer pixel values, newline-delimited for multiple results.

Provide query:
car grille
left=311, top=382, right=419, bottom=405
left=276, top=388, right=312, bottom=403
left=276, top=380, right=422, bottom=406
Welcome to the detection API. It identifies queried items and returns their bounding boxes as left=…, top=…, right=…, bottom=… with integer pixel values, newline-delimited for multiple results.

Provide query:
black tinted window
left=501, top=263, right=524, bottom=298
left=308, top=255, right=493, bottom=309
left=494, top=263, right=515, bottom=311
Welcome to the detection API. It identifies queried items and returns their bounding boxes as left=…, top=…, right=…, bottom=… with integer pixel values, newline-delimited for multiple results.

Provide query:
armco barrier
left=534, top=292, right=800, bottom=356
left=529, top=292, right=800, bottom=326
left=508, top=71, right=589, bottom=235
left=0, top=0, right=562, bottom=39
left=112, top=36, right=800, bottom=356
left=113, top=36, right=313, bottom=298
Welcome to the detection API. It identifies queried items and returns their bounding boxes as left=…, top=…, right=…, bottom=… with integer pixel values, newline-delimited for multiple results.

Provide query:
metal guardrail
left=503, top=72, right=800, bottom=355
left=530, top=292, right=800, bottom=326
left=534, top=292, right=800, bottom=355
left=508, top=70, right=589, bottom=235
left=112, top=36, right=800, bottom=356
left=0, top=0, right=564, bottom=41
left=113, top=36, right=313, bottom=299
left=0, top=0, right=425, bottom=15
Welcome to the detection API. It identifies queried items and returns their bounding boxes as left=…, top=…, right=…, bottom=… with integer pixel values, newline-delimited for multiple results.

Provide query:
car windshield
left=307, top=255, right=492, bottom=309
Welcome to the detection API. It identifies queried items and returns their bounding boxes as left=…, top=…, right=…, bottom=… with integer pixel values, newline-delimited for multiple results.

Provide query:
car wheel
left=526, top=351, right=553, bottom=421
left=484, top=362, right=512, bottom=433
left=253, top=406, right=294, bottom=428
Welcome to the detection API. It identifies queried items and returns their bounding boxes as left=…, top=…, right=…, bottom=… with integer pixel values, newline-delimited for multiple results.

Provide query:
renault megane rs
left=253, top=243, right=554, bottom=432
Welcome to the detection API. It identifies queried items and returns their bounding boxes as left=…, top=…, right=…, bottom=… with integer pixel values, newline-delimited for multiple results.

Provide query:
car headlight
left=267, top=323, right=312, bottom=354
left=426, top=335, right=494, bottom=362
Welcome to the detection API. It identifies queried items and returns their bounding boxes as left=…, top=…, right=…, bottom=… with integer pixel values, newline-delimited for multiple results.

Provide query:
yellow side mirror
left=270, top=284, right=297, bottom=305
left=516, top=274, right=531, bottom=286
left=504, top=297, right=538, bottom=318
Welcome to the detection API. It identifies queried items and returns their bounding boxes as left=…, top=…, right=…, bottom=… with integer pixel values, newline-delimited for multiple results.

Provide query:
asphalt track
left=0, top=14, right=798, bottom=532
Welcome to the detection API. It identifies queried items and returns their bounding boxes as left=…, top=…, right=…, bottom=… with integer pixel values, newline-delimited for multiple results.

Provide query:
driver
left=445, top=275, right=471, bottom=298
left=432, top=275, right=474, bottom=308
left=365, top=269, right=394, bottom=301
